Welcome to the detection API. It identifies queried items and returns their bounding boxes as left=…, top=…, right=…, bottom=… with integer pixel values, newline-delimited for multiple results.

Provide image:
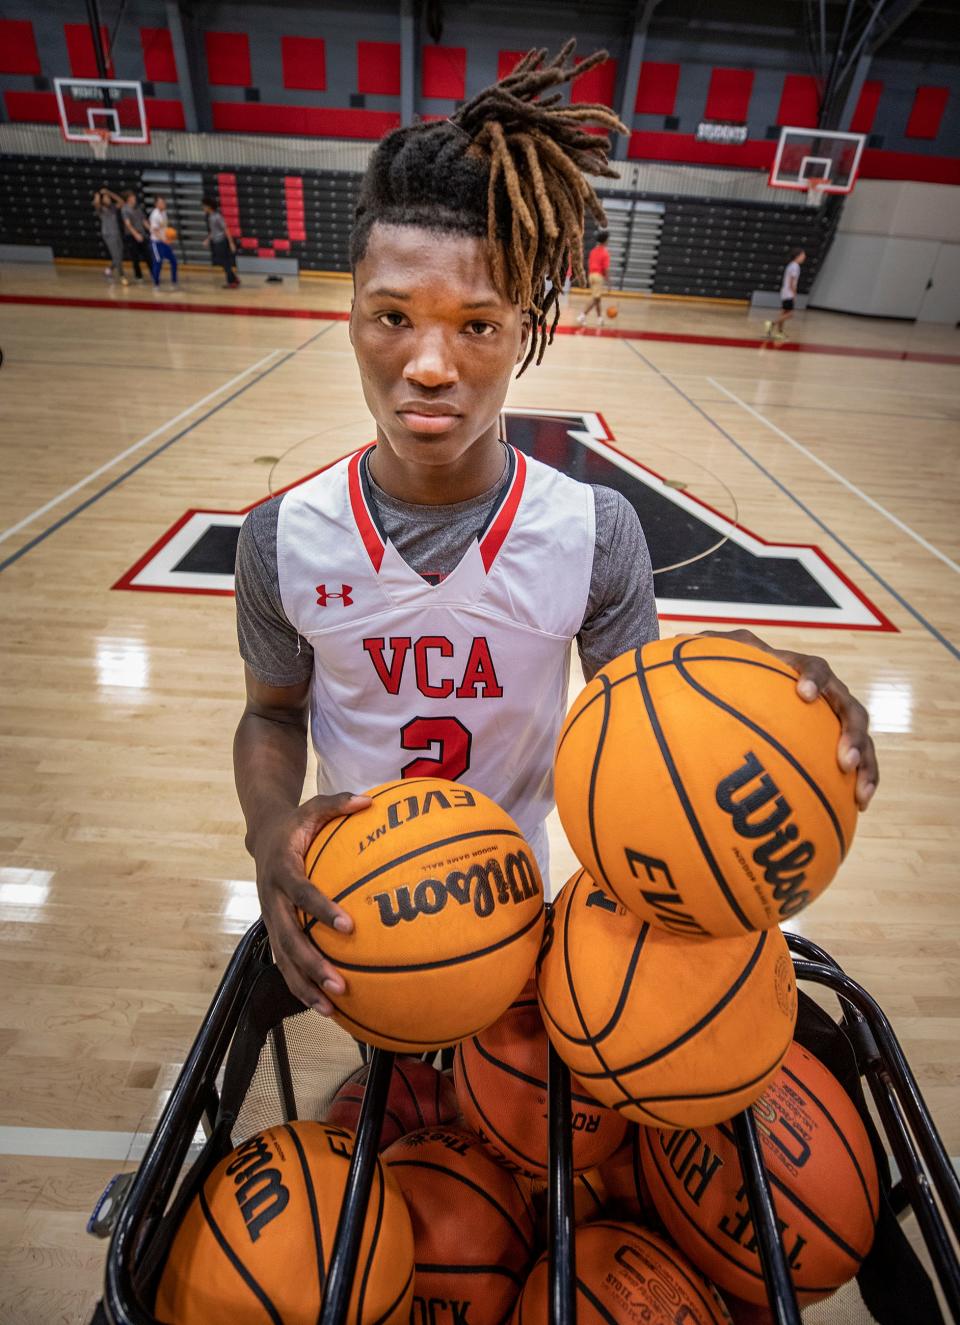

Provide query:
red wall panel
left=4, top=88, right=183, bottom=133
left=849, top=80, right=882, bottom=134
left=358, top=41, right=401, bottom=95
left=4, top=91, right=59, bottom=124
left=635, top=62, right=679, bottom=115
left=571, top=56, right=617, bottom=107
left=421, top=45, right=465, bottom=99
left=145, top=98, right=185, bottom=131
left=704, top=67, right=753, bottom=122
left=498, top=50, right=527, bottom=80
left=777, top=74, right=819, bottom=127
left=140, top=28, right=177, bottom=83
left=0, top=20, right=40, bottom=75
left=212, top=102, right=400, bottom=139
left=629, top=128, right=771, bottom=168
left=282, top=36, right=326, bottom=91
left=65, top=23, right=113, bottom=78
left=205, top=31, right=251, bottom=87
left=906, top=86, right=948, bottom=139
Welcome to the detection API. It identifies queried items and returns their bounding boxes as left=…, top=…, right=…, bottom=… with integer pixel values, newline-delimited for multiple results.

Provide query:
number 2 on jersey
left=400, top=717, right=473, bottom=780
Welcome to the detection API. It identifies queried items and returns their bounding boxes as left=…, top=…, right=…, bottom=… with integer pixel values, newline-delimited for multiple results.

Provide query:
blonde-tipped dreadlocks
left=350, top=40, right=626, bottom=374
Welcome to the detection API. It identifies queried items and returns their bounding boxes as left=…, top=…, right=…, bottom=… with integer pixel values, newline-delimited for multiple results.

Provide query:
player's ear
left=516, top=310, right=532, bottom=366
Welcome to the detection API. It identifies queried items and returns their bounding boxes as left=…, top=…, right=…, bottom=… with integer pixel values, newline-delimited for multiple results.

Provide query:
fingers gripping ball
left=640, top=1041, right=880, bottom=1305
left=326, top=1057, right=458, bottom=1149
left=512, top=1220, right=732, bottom=1325
left=155, top=1121, right=414, bottom=1325
left=454, top=988, right=626, bottom=1176
left=536, top=872, right=797, bottom=1128
left=554, top=636, right=858, bottom=937
left=298, top=779, right=545, bottom=1051
left=384, top=1127, right=537, bottom=1325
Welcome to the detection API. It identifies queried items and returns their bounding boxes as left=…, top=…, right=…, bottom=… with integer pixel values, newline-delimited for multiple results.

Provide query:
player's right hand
left=254, top=791, right=372, bottom=1015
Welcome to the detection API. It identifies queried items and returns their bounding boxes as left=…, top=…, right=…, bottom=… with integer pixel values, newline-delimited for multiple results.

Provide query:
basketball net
left=87, top=128, right=112, bottom=161
left=806, top=176, right=828, bottom=208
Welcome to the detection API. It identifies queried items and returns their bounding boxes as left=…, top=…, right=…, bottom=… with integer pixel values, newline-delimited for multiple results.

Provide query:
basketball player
left=148, top=195, right=178, bottom=291
left=766, top=249, right=805, bottom=341
left=576, top=229, right=611, bottom=328
left=233, top=47, right=877, bottom=1013
left=92, top=188, right=127, bottom=286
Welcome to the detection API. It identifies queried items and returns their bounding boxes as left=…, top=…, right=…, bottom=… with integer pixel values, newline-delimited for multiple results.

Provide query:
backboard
left=769, top=126, right=865, bottom=195
left=53, top=77, right=149, bottom=146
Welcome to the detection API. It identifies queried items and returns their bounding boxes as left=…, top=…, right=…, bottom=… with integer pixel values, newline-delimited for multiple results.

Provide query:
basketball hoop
left=806, top=176, right=828, bottom=208
left=87, top=128, right=112, bottom=161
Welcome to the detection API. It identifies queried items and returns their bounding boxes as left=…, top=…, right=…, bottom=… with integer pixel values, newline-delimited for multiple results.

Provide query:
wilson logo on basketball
left=224, top=1132, right=289, bottom=1242
left=715, top=751, right=814, bottom=918
left=371, top=851, right=540, bottom=928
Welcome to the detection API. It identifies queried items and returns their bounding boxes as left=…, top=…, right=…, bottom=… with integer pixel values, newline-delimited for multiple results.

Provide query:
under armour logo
left=316, top=583, right=353, bottom=607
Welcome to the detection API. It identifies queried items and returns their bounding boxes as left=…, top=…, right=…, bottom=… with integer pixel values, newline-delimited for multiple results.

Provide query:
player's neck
left=369, top=428, right=506, bottom=506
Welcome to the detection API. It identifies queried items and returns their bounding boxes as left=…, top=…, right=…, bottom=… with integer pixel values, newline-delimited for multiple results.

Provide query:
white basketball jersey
left=276, top=445, right=595, bottom=873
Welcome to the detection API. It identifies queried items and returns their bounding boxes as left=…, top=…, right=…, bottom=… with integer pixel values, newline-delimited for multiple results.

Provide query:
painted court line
left=709, top=378, right=960, bottom=575
left=623, top=341, right=959, bottom=661
left=0, top=349, right=282, bottom=546
left=0, top=1124, right=206, bottom=1165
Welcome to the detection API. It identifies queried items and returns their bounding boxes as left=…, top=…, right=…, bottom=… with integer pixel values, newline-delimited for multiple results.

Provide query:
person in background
left=93, top=188, right=127, bottom=286
left=121, top=189, right=152, bottom=282
left=766, top=249, right=806, bottom=341
left=202, top=196, right=239, bottom=289
left=148, top=195, right=179, bottom=292
left=577, top=229, right=610, bottom=329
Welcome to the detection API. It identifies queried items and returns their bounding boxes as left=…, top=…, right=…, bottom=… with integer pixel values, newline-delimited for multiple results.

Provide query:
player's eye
left=466, top=321, right=497, bottom=337
left=377, top=312, right=408, bottom=328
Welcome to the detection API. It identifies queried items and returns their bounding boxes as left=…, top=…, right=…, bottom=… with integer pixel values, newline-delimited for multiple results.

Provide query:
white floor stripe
left=0, top=349, right=282, bottom=545
left=708, top=377, right=960, bottom=575
left=0, top=1123, right=207, bottom=1162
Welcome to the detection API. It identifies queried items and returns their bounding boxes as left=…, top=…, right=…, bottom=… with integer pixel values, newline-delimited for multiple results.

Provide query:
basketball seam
left=354, top=1160, right=385, bottom=1325
left=367, top=1257, right=414, bottom=1325
left=781, top=1061, right=879, bottom=1224
left=456, top=1046, right=543, bottom=1173
left=387, top=1157, right=534, bottom=1253
left=395, top=1062, right=426, bottom=1131
left=576, top=1278, right=623, bottom=1325
left=627, top=1223, right=729, bottom=1321
left=305, top=826, right=528, bottom=909
left=307, top=778, right=438, bottom=862
left=635, top=647, right=753, bottom=930
left=197, top=1184, right=285, bottom=1325
left=329, top=1003, right=496, bottom=1051
left=586, top=673, right=614, bottom=889
left=414, top=1262, right=525, bottom=1282
left=602, top=1045, right=790, bottom=1120
left=673, top=635, right=848, bottom=857
left=639, top=1130, right=838, bottom=1295
left=312, top=905, right=542, bottom=974
left=283, top=1124, right=325, bottom=1297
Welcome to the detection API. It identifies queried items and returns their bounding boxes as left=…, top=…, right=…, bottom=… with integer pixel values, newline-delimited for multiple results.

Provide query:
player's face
left=350, top=223, right=529, bottom=469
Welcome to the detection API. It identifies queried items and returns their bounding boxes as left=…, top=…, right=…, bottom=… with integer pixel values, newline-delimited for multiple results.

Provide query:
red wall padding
left=849, top=80, right=883, bottom=134
left=358, top=40, right=401, bottom=95
left=421, top=45, right=465, bottom=99
left=205, top=31, right=251, bottom=87
left=571, top=56, right=617, bottom=107
left=497, top=50, right=527, bottom=80
left=634, top=62, right=679, bottom=115
left=630, top=128, right=771, bottom=167
left=282, top=36, right=326, bottom=91
left=140, top=27, right=177, bottom=83
left=0, top=19, right=40, bottom=75
left=146, top=98, right=185, bottom=130
left=3, top=89, right=182, bottom=131
left=212, top=102, right=400, bottom=139
left=704, top=67, right=754, bottom=121
left=64, top=23, right=113, bottom=78
left=777, top=74, right=819, bottom=127
left=905, top=85, right=948, bottom=140
left=4, top=91, right=59, bottom=124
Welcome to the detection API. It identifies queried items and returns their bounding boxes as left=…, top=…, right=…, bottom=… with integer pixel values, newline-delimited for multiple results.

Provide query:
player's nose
left=403, top=329, right=459, bottom=390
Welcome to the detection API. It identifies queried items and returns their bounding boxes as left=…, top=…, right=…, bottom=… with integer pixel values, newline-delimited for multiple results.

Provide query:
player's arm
left=698, top=628, right=877, bottom=809
left=234, top=670, right=370, bottom=1013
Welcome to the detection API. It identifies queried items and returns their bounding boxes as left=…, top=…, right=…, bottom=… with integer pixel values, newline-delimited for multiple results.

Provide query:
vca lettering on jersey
left=364, top=636, right=503, bottom=699
left=372, top=851, right=540, bottom=928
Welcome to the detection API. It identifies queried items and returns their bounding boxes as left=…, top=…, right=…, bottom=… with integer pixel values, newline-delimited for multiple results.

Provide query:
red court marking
left=1, top=294, right=957, bottom=366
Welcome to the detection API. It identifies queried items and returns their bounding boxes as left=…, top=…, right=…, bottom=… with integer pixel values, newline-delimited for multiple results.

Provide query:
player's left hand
left=698, top=628, right=878, bottom=811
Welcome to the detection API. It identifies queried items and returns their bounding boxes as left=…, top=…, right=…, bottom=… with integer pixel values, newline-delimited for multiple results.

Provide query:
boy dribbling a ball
left=233, top=45, right=876, bottom=1015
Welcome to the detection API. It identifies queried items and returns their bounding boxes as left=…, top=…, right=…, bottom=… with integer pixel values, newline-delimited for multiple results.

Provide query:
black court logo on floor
left=113, top=409, right=894, bottom=632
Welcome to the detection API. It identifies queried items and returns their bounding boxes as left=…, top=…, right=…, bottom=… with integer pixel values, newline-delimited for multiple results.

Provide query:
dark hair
left=350, top=41, right=625, bottom=373
left=595, top=230, right=609, bottom=244
left=202, top=196, right=217, bottom=209
left=792, top=248, right=806, bottom=259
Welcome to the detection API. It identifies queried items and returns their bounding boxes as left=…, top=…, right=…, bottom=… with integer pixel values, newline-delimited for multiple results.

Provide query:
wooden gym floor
left=0, top=262, right=957, bottom=1323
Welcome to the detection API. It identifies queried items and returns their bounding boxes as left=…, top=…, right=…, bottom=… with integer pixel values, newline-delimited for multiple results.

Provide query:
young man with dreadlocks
left=233, top=45, right=877, bottom=1013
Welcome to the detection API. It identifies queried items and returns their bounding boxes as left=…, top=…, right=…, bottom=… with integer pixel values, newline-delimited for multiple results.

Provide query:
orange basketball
left=165, top=225, right=177, bottom=241
left=595, top=1127, right=652, bottom=1220
left=155, top=1121, right=414, bottom=1325
left=606, top=304, right=618, bottom=318
left=325, top=1056, right=458, bottom=1149
left=527, top=1169, right=607, bottom=1235
left=512, top=1220, right=732, bottom=1325
left=554, top=636, right=857, bottom=937
left=454, top=988, right=627, bottom=1176
left=537, top=871, right=797, bottom=1128
left=298, top=778, right=544, bottom=1051
left=384, top=1126, right=537, bottom=1325
left=640, top=1040, right=880, bottom=1305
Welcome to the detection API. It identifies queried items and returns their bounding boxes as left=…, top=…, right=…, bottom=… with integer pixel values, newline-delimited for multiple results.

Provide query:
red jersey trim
left=347, top=445, right=385, bottom=572
left=479, top=446, right=527, bottom=572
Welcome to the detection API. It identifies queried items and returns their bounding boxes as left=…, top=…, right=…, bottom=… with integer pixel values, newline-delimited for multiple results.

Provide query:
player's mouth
left=395, top=400, right=463, bottom=436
